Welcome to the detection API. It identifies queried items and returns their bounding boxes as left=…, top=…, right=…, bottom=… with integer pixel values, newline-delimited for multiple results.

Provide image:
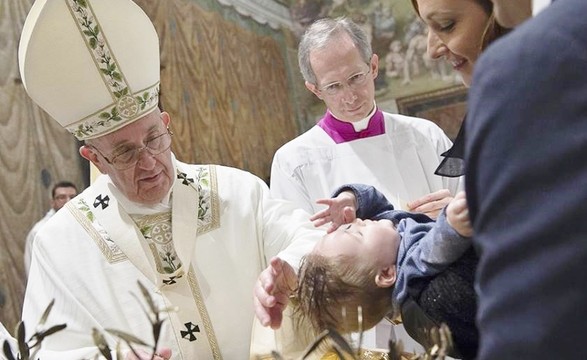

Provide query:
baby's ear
left=375, top=267, right=396, bottom=288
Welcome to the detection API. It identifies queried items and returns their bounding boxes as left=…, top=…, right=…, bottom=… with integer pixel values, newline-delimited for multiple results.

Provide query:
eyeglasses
left=317, top=67, right=372, bottom=97
left=91, top=128, right=173, bottom=170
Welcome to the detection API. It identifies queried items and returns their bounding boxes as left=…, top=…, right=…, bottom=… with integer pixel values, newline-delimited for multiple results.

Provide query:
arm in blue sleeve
left=394, top=208, right=472, bottom=304
left=331, top=184, right=395, bottom=219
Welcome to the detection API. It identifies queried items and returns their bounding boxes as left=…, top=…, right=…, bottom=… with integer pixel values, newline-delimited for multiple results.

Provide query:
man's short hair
left=52, top=181, right=78, bottom=199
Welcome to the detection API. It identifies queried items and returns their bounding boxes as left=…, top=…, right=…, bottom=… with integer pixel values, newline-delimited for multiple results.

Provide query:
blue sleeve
left=332, top=184, right=395, bottom=219
left=394, top=208, right=471, bottom=305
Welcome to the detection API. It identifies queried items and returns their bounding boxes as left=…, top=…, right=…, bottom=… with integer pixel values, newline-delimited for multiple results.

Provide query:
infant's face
left=314, top=219, right=400, bottom=266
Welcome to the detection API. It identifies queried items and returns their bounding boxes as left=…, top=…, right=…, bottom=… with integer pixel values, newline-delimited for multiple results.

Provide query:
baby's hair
left=293, top=253, right=393, bottom=335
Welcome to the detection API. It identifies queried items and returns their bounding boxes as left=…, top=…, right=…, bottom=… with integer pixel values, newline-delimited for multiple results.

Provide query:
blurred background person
left=23, top=180, right=78, bottom=276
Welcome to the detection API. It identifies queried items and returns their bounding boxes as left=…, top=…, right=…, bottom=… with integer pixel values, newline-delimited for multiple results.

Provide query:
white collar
left=350, top=101, right=377, bottom=132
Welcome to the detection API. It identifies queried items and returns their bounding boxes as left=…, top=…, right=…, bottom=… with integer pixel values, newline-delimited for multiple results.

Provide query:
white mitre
left=18, top=0, right=160, bottom=140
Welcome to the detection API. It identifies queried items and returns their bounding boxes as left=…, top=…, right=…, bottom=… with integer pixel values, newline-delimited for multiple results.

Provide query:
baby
left=294, top=184, right=473, bottom=351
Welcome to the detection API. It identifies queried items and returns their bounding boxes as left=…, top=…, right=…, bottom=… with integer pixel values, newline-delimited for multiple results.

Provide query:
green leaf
left=92, top=328, right=113, bottom=360
left=89, top=37, right=97, bottom=49
left=16, top=322, right=29, bottom=360
left=326, top=329, right=355, bottom=356
left=37, top=324, right=67, bottom=340
left=112, top=72, right=122, bottom=81
left=137, top=281, right=158, bottom=316
left=302, top=329, right=329, bottom=359
left=78, top=0, right=88, bottom=7
left=2, top=340, right=16, bottom=360
left=104, top=329, right=148, bottom=347
left=99, top=112, right=111, bottom=119
left=301, top=329, right=356, bottom=360
left=152, top=320, right=164, bottom=344
left=83, top=30, right=93, bottom=37
left=94, top=25, right=100, bottom=35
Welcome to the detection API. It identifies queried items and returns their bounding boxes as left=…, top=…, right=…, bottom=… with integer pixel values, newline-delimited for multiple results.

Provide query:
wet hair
left=410, top=0, right=510, bottom=52
left=293, top=253, right=393, bottom=335
left=298, top=17, right=372, bottom=85
left=52, top=181, right=78, bottom=199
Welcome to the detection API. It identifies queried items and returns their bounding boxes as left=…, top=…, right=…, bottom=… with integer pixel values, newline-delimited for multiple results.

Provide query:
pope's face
left=306, top=33, right=378, bottom=122
left=84, top=110, right=174, bottom=205
left=490, top=0, right=532, bottom=28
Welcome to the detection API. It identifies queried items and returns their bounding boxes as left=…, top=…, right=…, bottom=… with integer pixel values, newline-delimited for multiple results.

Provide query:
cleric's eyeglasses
left=317, top=67, right=371, bottom=97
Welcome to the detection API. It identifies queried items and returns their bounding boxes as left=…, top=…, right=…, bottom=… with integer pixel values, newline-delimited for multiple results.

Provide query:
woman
left=400, top=1, right=509, bottom=359
left=413, top=0, right=509, bottom=177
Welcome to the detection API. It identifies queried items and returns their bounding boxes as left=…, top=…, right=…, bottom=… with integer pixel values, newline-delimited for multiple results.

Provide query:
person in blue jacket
left=465, top=0, right=587, bottom=358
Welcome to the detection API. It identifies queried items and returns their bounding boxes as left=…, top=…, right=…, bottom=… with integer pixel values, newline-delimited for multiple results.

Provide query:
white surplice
left=271, top=112, right=462, bottom=215
left=23, top=158, right=320, bottom=359
left=24, top=208, right=55, bottom=276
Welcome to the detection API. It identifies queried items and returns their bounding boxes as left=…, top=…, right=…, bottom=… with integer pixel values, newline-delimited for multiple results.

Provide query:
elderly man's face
left=491, top=0, right=533, bottom=28
left=83, top=109, right=175, bottom=205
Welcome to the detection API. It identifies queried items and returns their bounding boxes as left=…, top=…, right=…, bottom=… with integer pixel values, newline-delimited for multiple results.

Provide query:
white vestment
left=23, top=158, right=320, bottom=359
left=271, top=112, right=462, bottom=214
left=23, top=208, right=55, bottom=276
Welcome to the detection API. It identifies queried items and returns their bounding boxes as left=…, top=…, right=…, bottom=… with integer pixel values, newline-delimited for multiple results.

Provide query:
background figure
left=269, top=16, right=461, bottom=351
left=384, top=40, right=406, bottom=80
left=465, top=0, right=587, bottom=359
left=18, top=0, right=321, bottom=358
left=23, top=181, right=78, bottom=276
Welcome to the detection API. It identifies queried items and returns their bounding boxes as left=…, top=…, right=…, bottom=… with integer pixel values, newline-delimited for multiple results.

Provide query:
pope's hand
left=254, top=257, right=297, bottom=329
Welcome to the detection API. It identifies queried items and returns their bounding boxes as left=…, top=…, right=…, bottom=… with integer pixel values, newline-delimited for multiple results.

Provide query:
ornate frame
left=395, top=85, right=468, bottom=140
